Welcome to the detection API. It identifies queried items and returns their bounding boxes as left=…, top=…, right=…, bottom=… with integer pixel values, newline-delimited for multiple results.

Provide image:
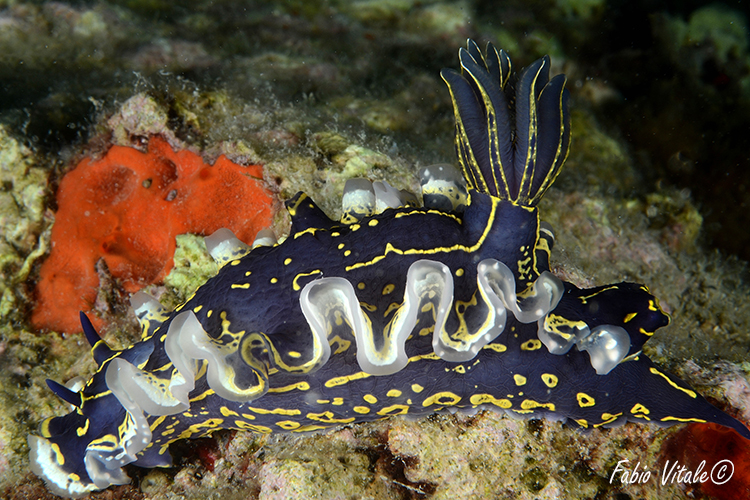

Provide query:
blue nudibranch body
left=29, top=40, right=750, bottom=498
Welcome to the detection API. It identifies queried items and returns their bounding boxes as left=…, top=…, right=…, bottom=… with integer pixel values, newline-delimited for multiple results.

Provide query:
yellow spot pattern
left=483, top=343, right=507, bottom=353
left=234, top=421, right=273, bottom=433
left=220, top=407, right=239, bottom=417
left=276, top=421, right=301, bottom=430
left=541, top=373, right=558, bottom=388
left=268, top=381, right=310, bottom=393
left=422, top=391, right=462, bottom=407
left=469, top=394, right=512, bottom=408
left=521, top=399, right=555, bottom=412
left=377, top=405, right=409, bottom=416
left=577, top=392, right=596, bottom=407
left=306, top=411, right=356, bottom=424
left=520, top=339, right=542, bottom=351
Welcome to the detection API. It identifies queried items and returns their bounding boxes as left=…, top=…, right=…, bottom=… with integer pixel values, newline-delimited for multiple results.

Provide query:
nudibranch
left=29, top=40, right=750, bottom=498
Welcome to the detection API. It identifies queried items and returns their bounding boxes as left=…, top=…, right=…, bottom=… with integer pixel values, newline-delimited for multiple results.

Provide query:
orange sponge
left=32, top=136, right=274, bottom=334
left=662, top=422, right=750, bottom=499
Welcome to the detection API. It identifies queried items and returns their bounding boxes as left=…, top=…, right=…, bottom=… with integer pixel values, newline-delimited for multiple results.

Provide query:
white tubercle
left=372, top=180, right=415, bottom=212
left=537, top=320, right=590, bottom=355
left=130, top=290, right=166, bottom=325
left=577, top=325, right=631, bottom=375
left=205, top=227, right=252, bottom=264
left=478, top=259, right=564, bottom=323
left=537, top=309, right=633, bottom=374
left=419, top=163, right=468, bottom=211
left=299, top=258, right=568, bottom=373
left=251, top=228, right=277, bottom=249
left=342, top=178, right=376, bottom=220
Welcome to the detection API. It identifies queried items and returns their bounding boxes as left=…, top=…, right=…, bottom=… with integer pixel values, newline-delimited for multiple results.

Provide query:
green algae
left=683, top=5, right=748, bottom=65
left=521, top=466, right=548, bottom=492
left=559, top=107, right=640, bottom=195
left=162, top=234, right=219, bottom=309
left=555, top=0, right=605, bottom=20
left=0, top=125, right=49, bottom=324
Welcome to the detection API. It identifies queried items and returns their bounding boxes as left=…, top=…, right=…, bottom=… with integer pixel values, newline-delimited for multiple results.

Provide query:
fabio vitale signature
left=610, top=459, right=734, bottom=486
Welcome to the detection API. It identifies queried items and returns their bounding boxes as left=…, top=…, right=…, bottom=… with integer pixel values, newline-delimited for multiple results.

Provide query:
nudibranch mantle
left=29, top=40, right=750, bottom=498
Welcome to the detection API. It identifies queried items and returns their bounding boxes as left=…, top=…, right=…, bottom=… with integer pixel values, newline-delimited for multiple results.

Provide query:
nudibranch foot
left=29, top=39, right=750, bottom=498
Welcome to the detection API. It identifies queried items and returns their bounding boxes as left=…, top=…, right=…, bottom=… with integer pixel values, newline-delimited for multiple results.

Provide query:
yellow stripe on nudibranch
left=649, top=367, right=697, bottom=398
left=268, top=381, right=310, bottom=393
left=275, top=421, right=301, bottom=430
left=660, top=416, right=707, bottom=424
left=345, top=197, right=501, bottom=272
left=483, top=343, right=507, bottom=353
left=220, top=407, right=239, bottom=417
left=306, top=411, right=355, bottom=424
left=324, top=371, right=371, bottom=388
left=521, top=400, right=555, bottom=412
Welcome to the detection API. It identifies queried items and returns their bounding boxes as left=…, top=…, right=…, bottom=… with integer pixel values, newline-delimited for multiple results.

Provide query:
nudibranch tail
left=441, top=39, right=571, bottom=206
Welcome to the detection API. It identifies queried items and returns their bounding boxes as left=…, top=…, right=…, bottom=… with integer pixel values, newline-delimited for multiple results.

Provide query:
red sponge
left=32, top=136, right=274, bottom=334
